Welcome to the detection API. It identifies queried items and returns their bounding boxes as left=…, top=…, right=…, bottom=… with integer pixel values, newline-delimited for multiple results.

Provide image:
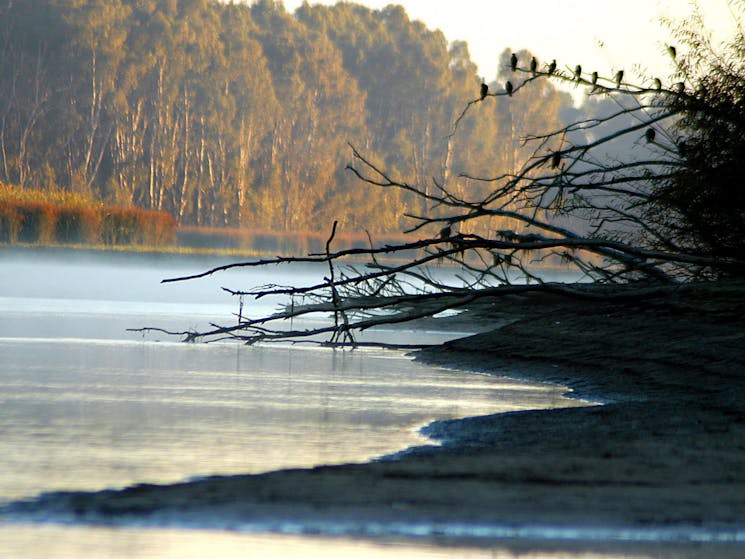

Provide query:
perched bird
left=615, top=70, right=624, bottom=89
left=591, top=71, right=598, bottom=88
left=574, top=64, right=582, bottom=80
left=480, top=82, right=488, bottom=100
left=439, top=224, right=452, bottom=239
left=653, top=77, right=662, bottom=91
left=676, top=82, right=685, bottom=94
left=548, top=59, right=557, bottom=75
left=668, top=45, right=677, bottom=59
left=510, top=52, right=518, bottom=72
left=505, top=80, right=513, bottom=96
left=498, top=229, right=517, bottom=241
left=551, top=152, right=561, bottom=169
left=530, top=56, right=537, bottom=74
left=516, top=233, right=543, bottom=243
left=645, top=128, right=656, bottom=143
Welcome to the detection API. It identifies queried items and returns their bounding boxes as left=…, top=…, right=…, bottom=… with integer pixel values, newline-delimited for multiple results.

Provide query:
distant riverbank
left=0, top=218, right=414, bottom=260
left=0, top=242, right=262, bottom=264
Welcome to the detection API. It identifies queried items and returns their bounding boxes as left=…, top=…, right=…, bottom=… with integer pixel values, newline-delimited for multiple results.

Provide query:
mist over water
left=0, top=250, right=311, bottom=322
left=0, top=250, right=590, bottom=558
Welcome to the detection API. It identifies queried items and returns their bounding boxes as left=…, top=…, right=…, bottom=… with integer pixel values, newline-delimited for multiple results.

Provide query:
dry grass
left=0, top=183, right=176, bottom=247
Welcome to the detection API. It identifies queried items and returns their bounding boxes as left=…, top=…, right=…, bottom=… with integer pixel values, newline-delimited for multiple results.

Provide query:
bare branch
left=150, top=46, right=745, bottom=347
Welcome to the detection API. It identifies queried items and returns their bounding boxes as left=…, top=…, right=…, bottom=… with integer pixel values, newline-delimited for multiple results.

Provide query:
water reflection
left=2, top=336, right=573, bottom=503
left=0, top=339, right=592, bottom=558
left=0, top=252, right=596, bottom=558
left=3, top=524, right=715, bottom=559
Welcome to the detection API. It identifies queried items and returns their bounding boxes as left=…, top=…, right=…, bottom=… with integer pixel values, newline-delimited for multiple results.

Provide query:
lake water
left=0, top=249, right=634, bottom=558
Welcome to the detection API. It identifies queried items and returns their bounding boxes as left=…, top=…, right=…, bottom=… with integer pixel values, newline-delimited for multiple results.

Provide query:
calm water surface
left=0, top=251, right=629, bottom=558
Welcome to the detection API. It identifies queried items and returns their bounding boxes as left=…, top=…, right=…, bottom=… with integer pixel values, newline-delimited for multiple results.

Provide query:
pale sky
left=282, top=0, right=737, bottom=87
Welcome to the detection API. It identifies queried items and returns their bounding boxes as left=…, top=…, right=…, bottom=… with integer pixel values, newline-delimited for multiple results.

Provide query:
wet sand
left=8, top=280, right=745, bottom=552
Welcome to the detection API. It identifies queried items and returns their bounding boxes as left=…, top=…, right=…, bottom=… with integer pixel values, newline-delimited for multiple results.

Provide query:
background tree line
left=0, top=0, right=612, bottom=235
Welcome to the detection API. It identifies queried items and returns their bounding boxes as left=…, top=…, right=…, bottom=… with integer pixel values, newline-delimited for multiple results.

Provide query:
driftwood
left=134, top=54, right=745, bottom=347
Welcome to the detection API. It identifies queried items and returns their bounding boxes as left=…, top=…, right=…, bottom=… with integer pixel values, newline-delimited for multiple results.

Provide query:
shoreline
left=5, top=280, right=745, bottom=552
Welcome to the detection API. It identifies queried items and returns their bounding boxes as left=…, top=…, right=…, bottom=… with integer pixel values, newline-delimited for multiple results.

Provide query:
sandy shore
left=8, top=280, right=745, bottom=551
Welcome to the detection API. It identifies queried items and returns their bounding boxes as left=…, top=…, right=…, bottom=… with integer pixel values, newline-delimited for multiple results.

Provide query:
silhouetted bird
left=505, top=81, right=513, bottom=96
left=517, top=233, right=543, bottom=243
left=645, top=128, right=656, bottom=143
left=530, top=56, right=537, bottom=74
left=574, top=64, right=582, bottom=80
left=551, top=152, right=561, bottom=169
left=615, top=70, right=624, bottom=88
left=653, top=77, right=662, bottom=91
left=548, top=59, right=557, bottom=75
left=676, top=82, right=685, bottom=94
left=498, top=229, right=518, bottom=241
left=668, top=45, right=677, bottom=59
left=591, top=71, right=598, bottom=87
left=439, top=224, right=452, bottom=239
left=480, top=82, right=488, bottom=100
left=510, top=52, right=518, bottom=72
